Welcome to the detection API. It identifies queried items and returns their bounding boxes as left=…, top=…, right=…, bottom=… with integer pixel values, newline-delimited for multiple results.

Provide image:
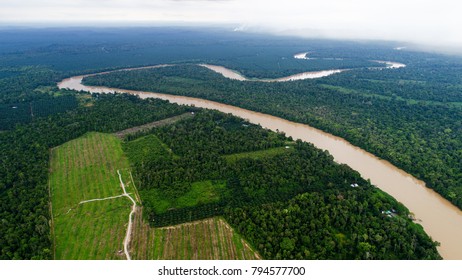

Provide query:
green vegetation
left=50, top=132, right=131, bottom=259
left=223, top=145, right=294, bottom=163
left=140, top=180, right=226, bottom=214
left=0, top=65, right=80, bottom=130
left=0, top=28, right=386, bottom=76
left=131, top=214, right=260, bottom=260
left=0, top=91, right=442, bottom=259
left=124, top=134, right=176, bottom=163
left=0, top=95, right=78, bottom=130
left=124, top=134, right=228, bottom=214
left=0, top=66, right=62, bottom=104
left=48, top=129, right=257, bottom=260
left=84, top=63, right=462, bottom=211
left=115, top=113, right=195, bottom=139
left=175, top=181, right=226, bottom=208
left=2, top=27, right=459, bottom=260
left=122, top=110, right=440, bottom=259
left=0, top=93, right=190, bottom=259
left=320, top=65, right=462, bottom=103
left=227, top=190, right=438, bottom=260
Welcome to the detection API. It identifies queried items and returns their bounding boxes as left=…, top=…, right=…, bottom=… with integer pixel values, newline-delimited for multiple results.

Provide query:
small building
left=382, top=210, right=395, bottom=218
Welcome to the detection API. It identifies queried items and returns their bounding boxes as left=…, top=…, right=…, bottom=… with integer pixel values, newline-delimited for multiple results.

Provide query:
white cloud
left=0, top=0, right=461, bottom=48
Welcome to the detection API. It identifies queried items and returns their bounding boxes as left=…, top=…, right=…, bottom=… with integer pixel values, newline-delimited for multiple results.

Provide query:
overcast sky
left=1, top=0, right=461, bottom=49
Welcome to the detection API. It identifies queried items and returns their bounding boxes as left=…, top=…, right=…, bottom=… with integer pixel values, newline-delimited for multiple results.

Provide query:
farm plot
left=131, top=209, right=260, bottom=260
left=49, top=132, right=135, bottom=259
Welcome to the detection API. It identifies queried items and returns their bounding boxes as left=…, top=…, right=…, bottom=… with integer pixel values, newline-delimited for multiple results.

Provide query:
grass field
left=131, top=209, right=260, bottom=260
left=141, top=180, right=227, bottom=214
left=49, top=132, right=135, bottom=259
left=123, top=134, right=177, bottom=162
left=223, top=145, right=294, bottom=163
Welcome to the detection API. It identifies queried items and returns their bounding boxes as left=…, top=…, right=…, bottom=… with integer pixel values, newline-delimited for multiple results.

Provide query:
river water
left=58, top=64, right=462, bottom=259
left=199, top=60, right=404, bottom=82
left=199, top=64, right=347, bottom=81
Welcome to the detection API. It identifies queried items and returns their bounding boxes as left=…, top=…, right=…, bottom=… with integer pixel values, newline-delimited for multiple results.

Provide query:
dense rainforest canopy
left=84, top=63, right=462, bottom=211
left=1, top=27, right=460, bottom=259
left=123, top=110, right=440, bottom=259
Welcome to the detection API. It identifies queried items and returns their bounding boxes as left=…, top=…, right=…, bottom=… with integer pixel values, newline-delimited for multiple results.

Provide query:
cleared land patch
left=124, top=134, right=176, bottom=163
left=131, top=210, right=260, bottom=260
left=141, top=180, right=226, bottom=214
left=49, top=131, right=257, bottom=260
left=223, top=144, right=294, bottom=163
left=49, top=132, right=134, bottom=259
left=114, top=112, right=194, bottom=139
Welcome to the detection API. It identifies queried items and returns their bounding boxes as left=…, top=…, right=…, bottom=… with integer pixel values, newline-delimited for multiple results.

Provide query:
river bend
left=58, top=64, right=461, bottom=259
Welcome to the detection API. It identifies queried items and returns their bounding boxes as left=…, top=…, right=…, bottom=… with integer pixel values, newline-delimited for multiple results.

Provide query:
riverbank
left=58, top=63, right=461, bottom=259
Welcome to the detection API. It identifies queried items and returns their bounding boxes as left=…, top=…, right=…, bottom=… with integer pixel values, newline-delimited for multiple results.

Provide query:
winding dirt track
left=72, top=170, right=137, bottom=260
left=78, top=194, right=126, bottom=205
left=117, top=170, right=137, bottom=260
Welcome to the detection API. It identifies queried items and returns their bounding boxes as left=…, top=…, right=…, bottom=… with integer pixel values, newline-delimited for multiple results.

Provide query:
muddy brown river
left=58, top=65, right=462, bottom=259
